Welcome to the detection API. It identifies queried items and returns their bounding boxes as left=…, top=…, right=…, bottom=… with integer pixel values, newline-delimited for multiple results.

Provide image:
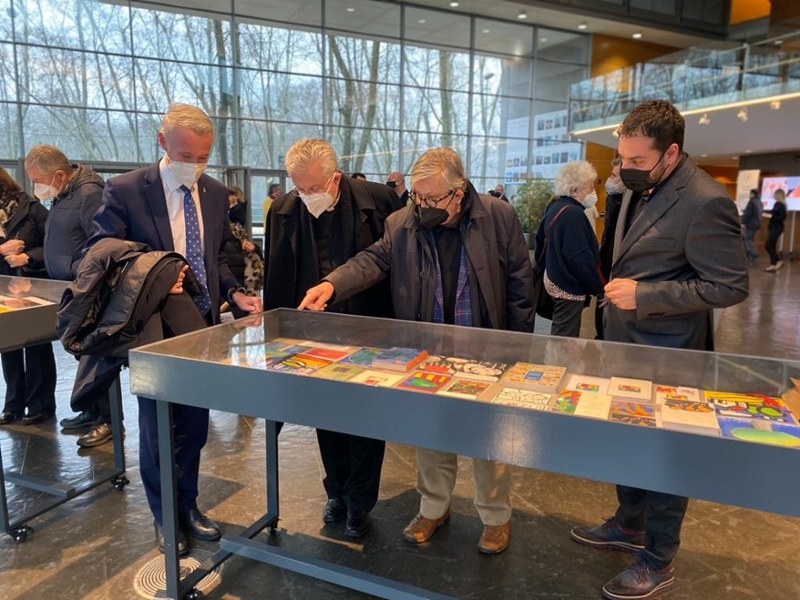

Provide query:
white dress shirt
left=159, top=157, right=205, bottom=256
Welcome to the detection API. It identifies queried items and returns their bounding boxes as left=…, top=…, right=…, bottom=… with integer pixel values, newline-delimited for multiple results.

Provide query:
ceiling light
left=745, top=150, right=753, bottom=154
left=700, top=154, right=708, bottom=157
left=698, top=113, right=710, bottom=125
left=731, top=156, right=738, bottom=160
left=518, top=11, right=527, bottom=19
left=578, top=23, right=588, bottom=30
left=540, top=37, right=547, bottom=43
left=737, top=108, right=748, bottom=122
left=449, top=1, right=459, bottom=6
left=482, top=28, right=490, bottom=34
left=418, top=19, right=426, bottom=24
left=771, top=100, right=781, bottom=110
left=632, top=32, right=643, bottom=39
left=775, top=40, right=784, bottom=46
left=346, top=7, right=355, bottom=12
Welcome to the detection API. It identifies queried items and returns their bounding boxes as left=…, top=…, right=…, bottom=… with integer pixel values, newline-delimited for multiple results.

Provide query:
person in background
left=226, top=187, right=263, bottom=297
left=764, top=189, right=786, bottom=272
left=571, top=99, right=748, bottom=600
left=24, top=144, right=112, bottom=445
left=299, top=147, right=534, bottom=555
left=263, top=138, right=400, bottom=539
left=386, top=171, right=408, bottom=205
left=596, top=157, right=625, bottom=340
left=89, top=102, right=262, bottom=556
left=494, top=183, right=509, bottom=202
left=740, top=188, right=762, bottom=263
left=262, top=182, right=282, bottom=225
left=351, top=172, right=367, bottom=181
left=534, top=161, right=604, bottom=338
left=0, top=166, right=56, bottom=426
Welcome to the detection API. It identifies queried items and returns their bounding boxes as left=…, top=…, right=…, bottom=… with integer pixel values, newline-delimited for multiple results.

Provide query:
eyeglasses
left=290, top=172, right=335, bottom=197
left=409, top=189, right=456, bottom=207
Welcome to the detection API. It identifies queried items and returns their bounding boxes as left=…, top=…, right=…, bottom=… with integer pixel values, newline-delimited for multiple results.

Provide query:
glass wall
left=0, top=0, right=590, bottom=207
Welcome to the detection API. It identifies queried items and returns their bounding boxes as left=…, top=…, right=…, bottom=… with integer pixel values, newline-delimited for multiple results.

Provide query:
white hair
left=554, top=160, right=597, bottom=197
left=285, top=138, right=339, bottom=176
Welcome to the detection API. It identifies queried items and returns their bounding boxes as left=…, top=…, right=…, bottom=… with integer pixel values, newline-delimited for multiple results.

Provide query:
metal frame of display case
left=0, top=275, right=128, bottom=542
left=129, top=308, right=800, bottom=600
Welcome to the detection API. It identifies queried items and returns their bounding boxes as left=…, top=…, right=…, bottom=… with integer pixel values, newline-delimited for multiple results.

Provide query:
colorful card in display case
left=339, top=347, right=383, bottom=367
left=311, top=363, right=365, bottom=382
left=501, top=362, right=566, bottom=392
left=705, top=390, right=797, bottom=424
left=563, top=374, right=611, bottom=396
left=418, top=355, right=509, bottom=381
left=609, top=401, right=656, bottom=427
left=349, top=369, right=406, bottom=388
left=718, top=417, right=800, bottom=448
left=372, top=347, right=429, bottom=372
left=397, top=371, right=450, bottom=393
left=301, top=345, right=357, bottom=362
left=551, top=390, right=581, bottom=414
left=268, top=353, right=332, bottom=375
left=573, top=393, right=612, bottom=420
left=609, top=377, right=653, bottom=402
left=490, top=387, right=553, bottom=411
left=656, top=391, right=718, bottom=435
left=653, top=385, right=702, bottom=404
left=437, top=377, right=495, bottom=400
left=263, top=343, right=308, bottom=366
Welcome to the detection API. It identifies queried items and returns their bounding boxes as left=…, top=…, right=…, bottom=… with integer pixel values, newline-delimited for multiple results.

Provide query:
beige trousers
left=416, top=447, right=511, bottom=526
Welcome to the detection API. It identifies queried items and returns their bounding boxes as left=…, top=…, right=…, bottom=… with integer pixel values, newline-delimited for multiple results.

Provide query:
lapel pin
left=202, top=187, right=206, bottom=193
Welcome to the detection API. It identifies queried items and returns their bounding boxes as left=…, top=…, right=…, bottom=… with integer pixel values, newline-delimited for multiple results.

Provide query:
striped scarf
left=430, top=234, right=472, bottom=327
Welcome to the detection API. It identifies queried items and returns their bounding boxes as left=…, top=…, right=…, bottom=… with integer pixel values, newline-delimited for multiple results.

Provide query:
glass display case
left=0, top=275, right=68, bottom=352
left=130, top=308, right=800, bottom=600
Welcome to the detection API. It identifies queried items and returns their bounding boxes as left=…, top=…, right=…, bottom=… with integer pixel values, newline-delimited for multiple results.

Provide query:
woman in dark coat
left=0, top=167, right=57, bottom=425
left=764, top=188, right=787, bottom=272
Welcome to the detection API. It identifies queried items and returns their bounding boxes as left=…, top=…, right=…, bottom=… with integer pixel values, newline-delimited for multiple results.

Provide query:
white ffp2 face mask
left=605, top=179, right=626, bottom=195
left=581, top=191, right=598, bottom=208
left=299, top=191, right=336, bottom=218
left=169, top=159, right=207, bottom=189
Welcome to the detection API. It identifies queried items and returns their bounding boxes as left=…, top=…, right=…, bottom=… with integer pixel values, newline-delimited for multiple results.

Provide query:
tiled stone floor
left=1, top=256, right=799, bottom=599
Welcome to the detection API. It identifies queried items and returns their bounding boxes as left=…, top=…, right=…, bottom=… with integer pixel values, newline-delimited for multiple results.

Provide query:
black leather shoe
left=323, top=498, right=347, bottom=523
left=21, top=412, right=53, bottom=426
left=0, top=412, right=23, bottom=425
left=345, top=510, right=371, bottom=538
left=155, top=520, right=189, bottom=556
left=60, top=410, right=99, bottom=430
left=77, top=422, right=113, bottom=448
left=180, top=508, right=221, bottom=541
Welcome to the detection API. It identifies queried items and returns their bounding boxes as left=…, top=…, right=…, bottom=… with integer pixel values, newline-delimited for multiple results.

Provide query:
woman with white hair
left=533, top=160, right=605, bottom=337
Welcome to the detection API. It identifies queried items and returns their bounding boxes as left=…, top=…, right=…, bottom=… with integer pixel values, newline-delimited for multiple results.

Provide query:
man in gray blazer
left=570, top=100, right=748, bottom=600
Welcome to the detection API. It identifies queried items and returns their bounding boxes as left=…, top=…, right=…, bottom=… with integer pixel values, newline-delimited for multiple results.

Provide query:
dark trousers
left=1, top=343, right=56, bottom=415
left=742, top=227, right=759, bottom=260
left=765, top=224, right=783, bottom=265
left=550, top=298, right=585, bottom=338
left=316, top=429, right=385, bottom=513
left=615, top=485, right=689, bottom=569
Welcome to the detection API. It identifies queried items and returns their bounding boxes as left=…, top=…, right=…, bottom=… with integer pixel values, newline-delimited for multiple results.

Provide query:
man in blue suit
left=88, top=103, right=262, bottom=555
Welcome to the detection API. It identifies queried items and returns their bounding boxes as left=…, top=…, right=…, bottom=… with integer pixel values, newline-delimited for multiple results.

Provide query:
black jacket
left=263, top=176, right=400, bottom=317
left=57, top=238, right=193, bottom=356
left=741, top=195, right=763, bottom=231
left=0, top=191, right=48, bottom=277
left=44, top=164, right=105, bottom=281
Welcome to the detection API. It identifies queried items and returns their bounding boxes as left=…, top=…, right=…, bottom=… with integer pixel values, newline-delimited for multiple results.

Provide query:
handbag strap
left=536, top=204, right=571, bottom=264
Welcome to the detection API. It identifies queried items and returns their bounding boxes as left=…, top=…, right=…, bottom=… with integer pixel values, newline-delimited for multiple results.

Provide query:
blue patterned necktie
left=180, top=185, right=212, bottom=315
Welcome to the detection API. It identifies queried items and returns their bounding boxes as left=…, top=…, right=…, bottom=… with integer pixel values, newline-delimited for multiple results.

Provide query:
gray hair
left=285, top=138, right=339, bottom=176
left=24, top=144, right=71, bottom=175
left=410, top=147, right=467, bottom=191
left=160, top=103, right=213, bottom=143
left=554, top=160, right=597, bottom=197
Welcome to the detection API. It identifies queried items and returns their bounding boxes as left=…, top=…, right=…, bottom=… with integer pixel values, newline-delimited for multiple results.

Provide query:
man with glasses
left=299, top=147, right=535, bottom=554
left=262, top=138, right=401, bottom=538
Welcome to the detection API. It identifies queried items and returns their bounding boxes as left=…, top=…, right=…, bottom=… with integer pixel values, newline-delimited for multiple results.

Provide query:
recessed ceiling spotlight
left=418, top=19, right=426, bottom=24
left=482, top=28, right=491, bottom=34
left=632, top=32, right=643, bottom=39
left=540, top=37, right=548, bottom=43
left=518, top=11, right=527, bottom=19
left=731, top=156, right=739, bottom=160
left=346, top=7, right=355, bottom=12
left=737, top=108, right=748, bottom=122
left=745, top=150, right=753, bottom=154
left=775, top=40, right=784, bottom=45
left=771, top=100, right=781, bottom=110
left=698, top=113, right=710, bottom=125
left=449, top=1, right=459, bottom=6
left=578, top=23, right=588, bottom=30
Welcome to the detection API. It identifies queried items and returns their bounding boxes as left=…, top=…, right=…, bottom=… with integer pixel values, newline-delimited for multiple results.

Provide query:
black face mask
left=620, top=152, right=667, bottom=193
left=417, top=191, right=457, bottom=229
left=386, top=180, right=397, bottom=189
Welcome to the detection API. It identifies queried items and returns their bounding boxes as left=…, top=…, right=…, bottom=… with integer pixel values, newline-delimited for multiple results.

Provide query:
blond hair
left=554, top=160, right=597, bottom=197
left=284, top=138, right=339, bottom=176
left=774, top=189, right=786, bottom=203
left=410, top=147, right=467, bottom=191
left=160, top=103, right=213, bottom=142
left=24, top=144, right=71, bottom=176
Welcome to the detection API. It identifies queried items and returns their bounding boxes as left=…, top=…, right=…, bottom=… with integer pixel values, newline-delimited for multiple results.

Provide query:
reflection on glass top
left=0, top=275, right=69, bottom=309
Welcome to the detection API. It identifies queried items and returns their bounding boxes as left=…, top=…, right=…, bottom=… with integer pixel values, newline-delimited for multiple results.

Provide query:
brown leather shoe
left=402, top=509, right=451, bottom=543
left=478, top=521, right=510, bottom=554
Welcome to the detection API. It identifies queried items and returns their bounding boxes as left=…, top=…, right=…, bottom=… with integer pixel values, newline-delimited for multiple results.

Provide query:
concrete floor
left=1, top=255, right=799, bottom=600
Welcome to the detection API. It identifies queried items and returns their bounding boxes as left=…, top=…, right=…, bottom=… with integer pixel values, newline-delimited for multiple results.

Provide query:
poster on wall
left=531, top=109, right=583, bottom=180
left=735, top=169, right=760, bottom=213
left=504, top=117, right=530, bottom=185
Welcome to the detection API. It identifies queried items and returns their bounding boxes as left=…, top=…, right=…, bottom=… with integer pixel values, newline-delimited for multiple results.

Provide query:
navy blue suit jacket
left=87, top=162, right=238, bottom=322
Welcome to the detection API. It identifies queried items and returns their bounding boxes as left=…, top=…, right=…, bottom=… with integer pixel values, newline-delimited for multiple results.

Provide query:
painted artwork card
left=372, top=347, right=429, bottom=372
left=609, top=377, right=653, bottom=401
left=501, top=363, right=567, bottom=391
left=340, top=347, right=383, bottom=367
left=349, top=369, right=406, bottom=388
left=438, top=377, right=495, bottom=400
left=718, top=418, right=800, bottom=448
left=418, top=356, right=509, bottom=381
left=563, top=374, right=611, bottom=396
left=654, top=385, right=702, bottom=404
left=397, top=371, right=451, bottom=393
left=311, top=363, right=365, bottom=382
left=268, top=353, right=332, bottom=375
left=609, top=401, right=656, bottom=427
left=301, top=346, right=356, bottom=362
left=706, top=390, right=796, bottom=424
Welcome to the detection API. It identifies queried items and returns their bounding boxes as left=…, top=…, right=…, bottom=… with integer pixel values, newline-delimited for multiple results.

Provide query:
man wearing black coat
left=263, top=138, right=401, bottom=538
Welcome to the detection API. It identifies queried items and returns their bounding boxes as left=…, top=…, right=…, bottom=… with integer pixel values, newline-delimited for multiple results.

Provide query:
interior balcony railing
left=568, top=32, right=800, bottom=134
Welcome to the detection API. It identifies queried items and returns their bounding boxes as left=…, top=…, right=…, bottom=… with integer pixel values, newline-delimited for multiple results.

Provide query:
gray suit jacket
left=605, top=156, right=748, bottom=350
